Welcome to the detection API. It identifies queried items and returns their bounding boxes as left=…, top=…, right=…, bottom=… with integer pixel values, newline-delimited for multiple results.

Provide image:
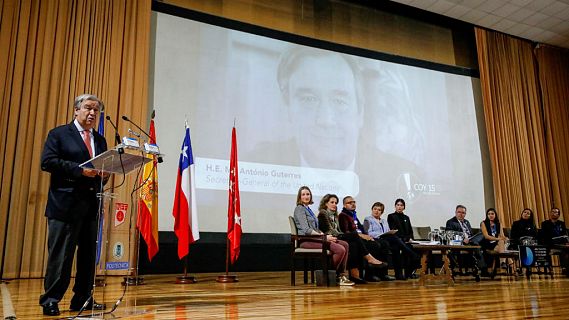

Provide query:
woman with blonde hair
left=293, top=186, right=353, bottom=286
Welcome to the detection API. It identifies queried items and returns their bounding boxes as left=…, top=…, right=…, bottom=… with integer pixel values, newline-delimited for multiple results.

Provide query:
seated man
left=339, top=196, right=394, bottom=281
left=541, top=207, right=568, bottom=275
left=541, top=207, right=568, bottom=245
left=445, top=205, right=486, bottom=277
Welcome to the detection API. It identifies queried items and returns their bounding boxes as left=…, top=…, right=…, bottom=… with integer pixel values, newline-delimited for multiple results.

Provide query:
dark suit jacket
left=510, top=219, right=537, bottom=241
left=41, top=122, right=107, bottom=222
left=540, top=220, right=568, bottom=245
left=445, top=216, right=473, bottom=236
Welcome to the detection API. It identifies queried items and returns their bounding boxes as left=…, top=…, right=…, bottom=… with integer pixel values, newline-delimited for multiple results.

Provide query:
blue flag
left=96, top=110, right=105, bottom=265
left=98, top=110, right=105, bottom=135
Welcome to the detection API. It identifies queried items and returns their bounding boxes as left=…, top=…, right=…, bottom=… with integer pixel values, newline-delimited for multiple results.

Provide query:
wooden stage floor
left=2, top=271, right=569, bottom=319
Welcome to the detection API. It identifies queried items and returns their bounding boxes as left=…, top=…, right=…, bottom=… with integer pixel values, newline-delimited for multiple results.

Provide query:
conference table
left=412, top=243, right=481, bottom=285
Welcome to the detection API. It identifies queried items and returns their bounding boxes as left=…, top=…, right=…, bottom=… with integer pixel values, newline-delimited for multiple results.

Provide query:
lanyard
left=305, top=206, right=318, bottom=228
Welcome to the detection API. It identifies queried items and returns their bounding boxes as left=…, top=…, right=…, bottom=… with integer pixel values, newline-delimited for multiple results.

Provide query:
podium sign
left=519, top=245, right=550, bottom=267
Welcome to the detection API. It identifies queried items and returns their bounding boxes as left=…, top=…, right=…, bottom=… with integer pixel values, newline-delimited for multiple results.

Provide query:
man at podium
left=39, top=94, right=108, bottom=316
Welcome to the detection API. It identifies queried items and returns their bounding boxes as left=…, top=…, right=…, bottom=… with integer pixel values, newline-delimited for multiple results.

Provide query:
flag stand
left=216, top=238, right=238, bottom=283
left=176, top=255, right=197, bottom=284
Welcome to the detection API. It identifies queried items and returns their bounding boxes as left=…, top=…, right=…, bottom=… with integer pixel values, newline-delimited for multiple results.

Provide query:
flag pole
left=174, top=119, right=199, bottom=284
left=217, top=122, right=239, bottom=283
left=216, top=237, right=238, bottom=283
left=176, top=254, right=196, bottom=284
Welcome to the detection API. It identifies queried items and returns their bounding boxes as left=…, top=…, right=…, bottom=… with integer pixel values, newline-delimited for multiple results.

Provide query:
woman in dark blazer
left=386, top=198, right=420, bottom=278
left=509, top=208, right=538, bottom=249
left=293, top=186, right=354, bottom=286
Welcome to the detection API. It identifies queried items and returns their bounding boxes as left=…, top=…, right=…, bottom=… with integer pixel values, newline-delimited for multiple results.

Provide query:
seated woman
left=293, top=186, right=354, bottom=286
left=509, top=208, right=538, bottom=250
left=364, top=201, right=420, bottom=280
left=318, top=194, right=386, bottom=283
left=387, top=198, right=421, bottom=279
left=480, top=208, right=507, bottom=275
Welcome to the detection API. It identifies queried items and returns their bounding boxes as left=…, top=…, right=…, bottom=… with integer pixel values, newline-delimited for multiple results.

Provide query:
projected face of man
left=287, top=54, right=362, bottom=170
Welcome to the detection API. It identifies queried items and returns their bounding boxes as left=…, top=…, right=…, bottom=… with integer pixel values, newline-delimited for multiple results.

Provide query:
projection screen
left=151, top=11, right=489, bottom=234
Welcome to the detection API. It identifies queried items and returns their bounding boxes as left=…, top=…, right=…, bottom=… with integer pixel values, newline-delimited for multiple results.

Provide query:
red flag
left=137, top=119, right=159, bottom=261
left=172, top=125, right=199, bottom=259
left=227, top=127, right=242, bottom=264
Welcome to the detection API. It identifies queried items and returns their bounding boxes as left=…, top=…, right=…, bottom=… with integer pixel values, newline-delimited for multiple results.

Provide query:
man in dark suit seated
left=39, top=94, right=108, bottom=316
left=541, top=207, right=568, bottom=275
left=445, top=204, right=486, bottom=277
left=541, top=207, right=568, bottom=245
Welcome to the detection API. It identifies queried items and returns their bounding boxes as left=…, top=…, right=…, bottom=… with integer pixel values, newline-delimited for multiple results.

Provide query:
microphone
left=122, top=115, right=163, bottom=163
left=122, top=115, right=151, bottom=139
left=105, top=115, right=122, bottom=146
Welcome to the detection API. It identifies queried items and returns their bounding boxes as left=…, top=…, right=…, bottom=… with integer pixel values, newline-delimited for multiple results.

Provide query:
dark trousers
left=382, top=235, right=420, bottom=277
left=363, top=237, right=390, bottom=277
left=481, top=240, right=498, bottom=271
left=39, top=217, right=98, bottom=306
left=338, top=232, right=370, bottom=269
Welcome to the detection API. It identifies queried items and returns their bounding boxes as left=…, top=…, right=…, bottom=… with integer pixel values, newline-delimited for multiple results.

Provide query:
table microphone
left=121, top=115, right=163, bottom=163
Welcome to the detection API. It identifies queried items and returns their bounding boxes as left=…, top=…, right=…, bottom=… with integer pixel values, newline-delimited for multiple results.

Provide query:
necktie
left=83, top=130, right=93, bottom=157
left=460, top=221, right=471, bottom=237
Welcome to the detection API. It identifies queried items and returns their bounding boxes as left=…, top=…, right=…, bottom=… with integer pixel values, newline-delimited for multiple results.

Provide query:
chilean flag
left=172, top=125, right=199, bottom=259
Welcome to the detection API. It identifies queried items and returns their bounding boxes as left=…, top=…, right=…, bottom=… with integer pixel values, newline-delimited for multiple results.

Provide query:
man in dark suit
left=445, top=205, right=474, bottom=242
left=445, top=204, right=486, bottom=276
left=541, top=208, right=568, bottom=275
left=39, top=94, right=108, bottom=316
left=541, top=207, right=568, bottom=245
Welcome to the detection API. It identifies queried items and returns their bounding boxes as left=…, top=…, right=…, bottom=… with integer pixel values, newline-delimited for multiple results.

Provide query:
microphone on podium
left=121, top=115, right=163, bottom=163
left=105, top=115, right=122, bottom=145
left=106, top=115, right=124, bottom=154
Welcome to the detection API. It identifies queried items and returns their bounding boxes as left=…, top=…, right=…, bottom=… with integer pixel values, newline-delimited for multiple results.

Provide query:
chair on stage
left=487, top=249, right=522, bottom=279
left=288, top=216, right=333, bottom=286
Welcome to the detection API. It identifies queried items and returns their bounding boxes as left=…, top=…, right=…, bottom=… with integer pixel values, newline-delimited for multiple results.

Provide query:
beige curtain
left=475, top=28, right=569, bottom=228
left=0, top=0, right=151, bottom=278
left=535, top=45, right=569, bottom=219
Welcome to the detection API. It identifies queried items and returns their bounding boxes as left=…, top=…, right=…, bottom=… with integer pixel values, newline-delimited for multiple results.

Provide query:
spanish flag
left=137, top=117, right=159, bottom=261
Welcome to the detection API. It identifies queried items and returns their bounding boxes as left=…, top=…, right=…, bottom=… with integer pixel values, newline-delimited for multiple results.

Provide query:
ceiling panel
left=389, top=0, right=569, bottom=48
